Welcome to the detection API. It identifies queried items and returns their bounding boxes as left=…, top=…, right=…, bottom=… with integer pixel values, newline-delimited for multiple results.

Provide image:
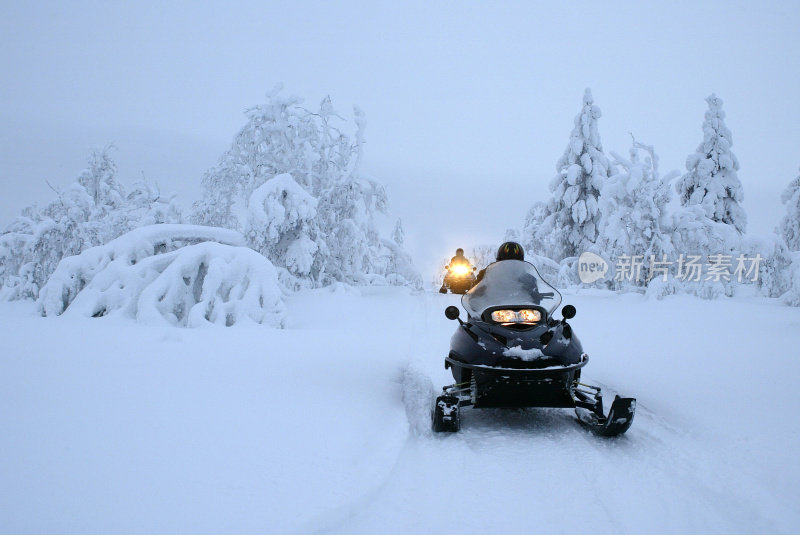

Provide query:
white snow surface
left=2, top=288, right=799, bottom=534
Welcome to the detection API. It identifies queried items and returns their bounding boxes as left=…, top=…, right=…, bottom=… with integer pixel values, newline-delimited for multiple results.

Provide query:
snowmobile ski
left=574, top=395, right=636, bottom=437
left=432, top=394, right=460, bottom=432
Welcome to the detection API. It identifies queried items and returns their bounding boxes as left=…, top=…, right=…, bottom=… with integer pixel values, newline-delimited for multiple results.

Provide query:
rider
left=448, top=248, right=470, bottom=268
left=476, top=241, right=524, bottom=283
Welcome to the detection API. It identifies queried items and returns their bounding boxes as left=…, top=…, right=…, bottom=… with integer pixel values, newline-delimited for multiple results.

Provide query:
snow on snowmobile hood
left=462, top=260, right=562, bottom=319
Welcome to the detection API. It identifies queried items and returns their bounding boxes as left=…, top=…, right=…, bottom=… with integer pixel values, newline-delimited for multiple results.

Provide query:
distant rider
left=449, top=248, right=470, bottom=268
left=476, top=241, right=524, bottom=283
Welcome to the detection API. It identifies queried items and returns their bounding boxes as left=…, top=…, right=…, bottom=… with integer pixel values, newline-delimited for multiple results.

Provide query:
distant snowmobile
left=439, top=262, right=477, bottom=294
left=433, top=259, right=635, bottom=436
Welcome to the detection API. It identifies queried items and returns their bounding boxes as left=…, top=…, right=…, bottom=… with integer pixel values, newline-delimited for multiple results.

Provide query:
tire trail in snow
left=399, top=289, right=451, bottom=437
left=298, top=290, right=440, bottom=535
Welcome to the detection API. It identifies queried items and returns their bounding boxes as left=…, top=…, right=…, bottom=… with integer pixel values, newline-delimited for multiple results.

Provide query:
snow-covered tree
left=392, top=219, right=405, bottom=246
left=653, top=206, right=741, bottom=299
left=126, top=180, right=183, bottom=227
left=526, top=89, right=610, bottom=261
left=379, top=237, right=422, bottom=289
left=597, top=140, right=677, bottom=289
left=779, top=169, right=800, bottom=251
left=193, top=86, right=418, bottom=288
left=192, top=88, right=310, bottom=229
left=521, top=201, right=557, bottom=259
left=652, top=96, right=749, bottom=299
left=244, top=173, right=319, bottom=288
left=740, top=233, right=793, bottom=298
left=676, top=94, right=746, bottom=234
left=316, top=171, right=389, bottom=285
left=783, top=252, right=800, bottom=307
left=380, top=218, right=421, bottom=288
left=0, top=218, right=37, bottom=300
left=0, top=148, right=182, bottom=300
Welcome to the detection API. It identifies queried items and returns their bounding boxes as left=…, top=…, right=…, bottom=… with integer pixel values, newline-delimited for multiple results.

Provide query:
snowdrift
left=37, top=225, right=285, bottom=327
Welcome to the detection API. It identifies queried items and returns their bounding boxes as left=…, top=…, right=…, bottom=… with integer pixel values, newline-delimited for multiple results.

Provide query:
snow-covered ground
left=2, top=287, right=799, bottom=534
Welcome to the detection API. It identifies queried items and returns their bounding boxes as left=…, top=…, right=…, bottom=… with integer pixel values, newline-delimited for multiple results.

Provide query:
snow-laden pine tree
left=658, top=95, right=748, bottom=299
left=392, top=219, right=405, bottom=247
left=597, top=140, right=677, bottom=289
left=381, top=239, right=422, bottom=289
left=777, top=170, right=800, bottom=305
left=676, top=94, right=746, bottom=234
left=193, top=87, right=419, bottom=288
left=382, top=217, right=422, bottom=287
left=527, top=89, right=610, bottom=261
left=779, top=169, right=800, bottom=251
left=0, top=148, right=182, bottom=300
left=783, top=251, right=800, bottom=307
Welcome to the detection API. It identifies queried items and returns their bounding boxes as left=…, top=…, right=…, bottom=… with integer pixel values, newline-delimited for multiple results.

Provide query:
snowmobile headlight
left=490, top=309, right=541, bottom=324
left=450, top=265, right=470, bottom=276
left=517, top=309, right=541, bottom=323
left=491, top=309, right=518, bottom=323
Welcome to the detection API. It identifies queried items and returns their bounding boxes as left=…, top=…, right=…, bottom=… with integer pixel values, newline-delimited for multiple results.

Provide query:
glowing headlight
left=490, top=309, right=541, bottom=324
left=450, top=265, right=470, bottom=276
left=491, top=309, right=517, bottom=322
left=518, top=309, right=541, bottom=322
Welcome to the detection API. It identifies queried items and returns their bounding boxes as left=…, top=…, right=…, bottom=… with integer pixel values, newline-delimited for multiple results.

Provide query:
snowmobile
left=432, top=259, right=635, bottom=436
left=439, top=262, right=477, bottom=294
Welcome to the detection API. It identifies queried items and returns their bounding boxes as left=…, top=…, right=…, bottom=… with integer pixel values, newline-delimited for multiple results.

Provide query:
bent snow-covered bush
left=38, top=225, right=285, bottom=327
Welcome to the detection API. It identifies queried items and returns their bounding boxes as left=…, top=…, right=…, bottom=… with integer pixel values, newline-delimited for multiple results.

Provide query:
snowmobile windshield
left=462, top=260, right=562, bottom=319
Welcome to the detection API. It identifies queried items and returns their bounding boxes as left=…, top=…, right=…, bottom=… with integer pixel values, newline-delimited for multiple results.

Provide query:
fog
left=2, top=1, right=798, bottom=276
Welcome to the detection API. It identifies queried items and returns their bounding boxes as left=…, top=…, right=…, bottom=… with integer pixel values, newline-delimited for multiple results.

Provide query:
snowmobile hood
left=462, top=260, right=561, bottom=319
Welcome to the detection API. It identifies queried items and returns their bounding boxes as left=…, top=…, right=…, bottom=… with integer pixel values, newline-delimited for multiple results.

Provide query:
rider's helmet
left=496, top=241, right=524, bottom=261
left=456, top=248, right=464, bottom=255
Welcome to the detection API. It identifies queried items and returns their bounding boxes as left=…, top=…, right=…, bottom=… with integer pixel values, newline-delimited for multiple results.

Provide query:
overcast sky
left=2, top=0, right=798, bottom=276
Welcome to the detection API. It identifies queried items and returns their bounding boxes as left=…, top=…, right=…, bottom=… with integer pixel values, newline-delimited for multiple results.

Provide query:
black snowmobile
left=432, top=259, right=635, bottom=436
